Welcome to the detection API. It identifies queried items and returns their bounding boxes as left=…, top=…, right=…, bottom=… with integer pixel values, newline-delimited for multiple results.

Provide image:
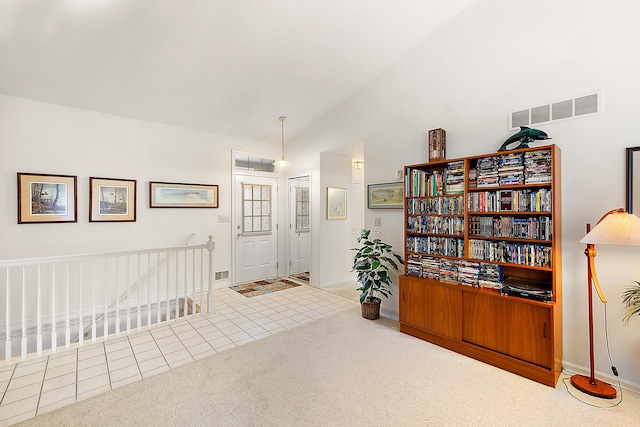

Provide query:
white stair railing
left=76, top=233, right=198, bottom=342
left=0, top=236, right=215, bottom=363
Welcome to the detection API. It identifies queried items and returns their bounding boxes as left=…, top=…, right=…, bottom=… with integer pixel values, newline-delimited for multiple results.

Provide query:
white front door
left=288, top=176, right=311, bottom=277
left=234, top=174, right=278, bottom=284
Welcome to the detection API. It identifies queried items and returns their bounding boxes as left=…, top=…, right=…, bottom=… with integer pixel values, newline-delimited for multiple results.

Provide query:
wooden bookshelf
left=400, top=144, right=562, bottom=387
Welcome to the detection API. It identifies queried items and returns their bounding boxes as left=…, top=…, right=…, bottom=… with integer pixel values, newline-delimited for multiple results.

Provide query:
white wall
left=291, top=0, right=640, bottom=390
left=318, top=152, right=353, bottom=286
left=0, top=95, right=277, bottom=281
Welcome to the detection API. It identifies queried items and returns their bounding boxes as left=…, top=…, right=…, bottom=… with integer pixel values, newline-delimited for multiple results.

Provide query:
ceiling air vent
left=509, top=91, right=602, bottom=130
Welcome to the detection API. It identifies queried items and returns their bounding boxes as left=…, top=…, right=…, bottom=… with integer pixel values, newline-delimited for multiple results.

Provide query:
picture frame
left=326, top=187, right=347, bottom=220
left=89, top=177, right=137, bottom=222
left=17, top=172, right=78, bottom=224
left=367, top=182, right=404, bottom=209
left=149, top=181, right=219, bottom=208
left=626, top=146, right=640, bottom=214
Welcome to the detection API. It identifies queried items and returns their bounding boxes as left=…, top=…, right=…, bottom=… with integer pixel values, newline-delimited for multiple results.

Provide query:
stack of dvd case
left=458, top=261, right=480, bottom=286
left=479, top=264, right=503, bottom=290
left=446, top=161, right=465, bottom=194
left=439, top=259, right=458, bottom=283
left=524, top=150, right=552, bottom=184
left=498, top=153, right=524, bottom=185
left=476, top=156, right=499, bottom=187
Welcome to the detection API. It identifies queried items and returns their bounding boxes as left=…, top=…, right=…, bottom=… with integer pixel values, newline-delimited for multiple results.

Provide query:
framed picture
left=17, top=172, right=78, bottom=224
left=626, top=146, right=640, bottom=214
left=326, top=187, right=347, bottom=220
left=367, top=182, right=404, bottom=209
left=89, top=177, right=137, bottom=222
left=149, top=181, right=219, bottom=208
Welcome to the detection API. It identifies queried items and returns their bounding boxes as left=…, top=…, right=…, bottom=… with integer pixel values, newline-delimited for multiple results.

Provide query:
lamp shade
left=273, top=159, right=292, bottom=168
left=580, top=211, right=640, bottom=246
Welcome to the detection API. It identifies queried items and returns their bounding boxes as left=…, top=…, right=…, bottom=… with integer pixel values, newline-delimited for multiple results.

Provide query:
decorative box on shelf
left=428, top=128, right=446, bottom=162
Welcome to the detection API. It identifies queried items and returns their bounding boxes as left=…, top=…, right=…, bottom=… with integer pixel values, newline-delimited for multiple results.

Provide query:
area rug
left=289, top=271, right=309, bottom=283
left=230, top=277, right=301, bottom=297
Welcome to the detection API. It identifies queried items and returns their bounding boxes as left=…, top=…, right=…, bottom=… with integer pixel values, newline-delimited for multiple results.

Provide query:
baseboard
left=213, top=279, right=232, bottom=289
left=562, top=361, right=640, bottom=394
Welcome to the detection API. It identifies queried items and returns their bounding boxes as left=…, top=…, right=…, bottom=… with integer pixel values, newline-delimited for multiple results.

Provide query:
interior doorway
left=288, top=175, right=311, bottom=283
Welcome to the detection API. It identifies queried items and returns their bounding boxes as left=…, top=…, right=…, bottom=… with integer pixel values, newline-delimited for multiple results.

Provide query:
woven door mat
left=230, top=278, right=301, bottom=297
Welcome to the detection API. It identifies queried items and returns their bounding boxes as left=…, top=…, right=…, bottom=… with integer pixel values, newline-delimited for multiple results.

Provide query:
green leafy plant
left=621, top=281, right=640, bottom=324
left=351, top=229, right=404, bottom=304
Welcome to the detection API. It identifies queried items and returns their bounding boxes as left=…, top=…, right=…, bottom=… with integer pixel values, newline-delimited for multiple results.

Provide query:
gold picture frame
left=149, top=181, right=219, bottom=208
left=367, top=182, right=404, bottom=209
left=326, top=187, right=347, bottom=220
left=17, top=172, right=78, bottom=224
left=89, top=177, right=137, bottom=222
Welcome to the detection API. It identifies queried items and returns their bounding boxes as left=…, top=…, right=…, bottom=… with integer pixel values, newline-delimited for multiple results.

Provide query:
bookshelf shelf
left=400, top=144, right=562, bottom=387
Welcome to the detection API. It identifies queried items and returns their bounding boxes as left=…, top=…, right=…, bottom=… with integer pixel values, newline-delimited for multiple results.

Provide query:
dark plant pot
left=361, top=297, right=381, bottom=320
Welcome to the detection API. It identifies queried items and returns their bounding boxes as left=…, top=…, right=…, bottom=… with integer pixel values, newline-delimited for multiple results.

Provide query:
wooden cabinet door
left=423, top=282, right=462, bottom=339
left=462, top=293, right=552, bottom=368
left=400, top=277, right=462, bottom=339
left=399, top=276, right=425, bottom=329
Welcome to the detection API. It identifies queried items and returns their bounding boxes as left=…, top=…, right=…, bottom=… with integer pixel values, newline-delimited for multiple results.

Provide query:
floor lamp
left=571, top=208, right=640, bottom=398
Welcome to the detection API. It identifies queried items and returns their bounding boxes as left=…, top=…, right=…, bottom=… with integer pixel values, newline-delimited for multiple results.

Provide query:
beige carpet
left=18, top=308, right=640, bottom=426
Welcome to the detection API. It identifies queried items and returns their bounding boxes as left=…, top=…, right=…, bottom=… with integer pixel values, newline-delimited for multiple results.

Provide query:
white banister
left=78, top=261, right=83, bottom=346
left=5, top=267, right=11, bottom=361
left=21, top=266, right=27, bottom=359
left=37, top=264, right=42, bottom=356
left=1, top=237, right=215, bottom=362
left=91, top=258, right=96, bottom=342
left=51, top=263, right=56, bottom=353
left=207, top=235, right=215, bottom=313
left=65, top=261, right=70, bottom=348
left=103, top=259, right=108, bottom=340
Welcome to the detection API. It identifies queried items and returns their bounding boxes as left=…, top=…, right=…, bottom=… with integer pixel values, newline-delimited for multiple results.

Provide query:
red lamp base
left=570, top=374, right=617, bottom=399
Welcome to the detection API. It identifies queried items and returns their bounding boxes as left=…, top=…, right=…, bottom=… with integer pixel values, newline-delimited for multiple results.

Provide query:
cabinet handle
left=543, top=322, right=548, bottom=339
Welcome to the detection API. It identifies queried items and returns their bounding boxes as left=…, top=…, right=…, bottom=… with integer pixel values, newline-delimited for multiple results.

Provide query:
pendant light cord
left=280, top=116, right=286, bottom=160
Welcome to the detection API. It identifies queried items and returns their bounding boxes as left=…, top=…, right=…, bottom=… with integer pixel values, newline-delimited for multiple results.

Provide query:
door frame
left=231, top=150, right=280, bottom=285
left=287, top=174, right=312, bottom=281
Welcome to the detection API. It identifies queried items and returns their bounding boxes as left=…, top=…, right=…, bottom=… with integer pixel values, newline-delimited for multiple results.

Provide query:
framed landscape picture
left=17, top=172, right=78, bottom=224
left=149, top=181, right=219, bottom=208
left=326, top=187, right=347, bottom=220
left=367, top=182, right=403, bottom=209
left=89, top=177, right=137, bottom=222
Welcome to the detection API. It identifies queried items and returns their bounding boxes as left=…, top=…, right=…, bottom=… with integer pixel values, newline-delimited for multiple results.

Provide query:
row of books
left=406, top=169, right=445, bottom=197
left=406, top=236, right=465, bottom=258
left=406, top=168, right=466, bottom=197
left=406, top=195, right=464, bottom=215
left=468, top=188, right=552, bottom=213
left=407, top=216, right=465, bottom=235
left=406, top=255, right=504, bottom=289
left=468, top=216, right=552, bottom=241
left=469, top=239, right=552, bottom=267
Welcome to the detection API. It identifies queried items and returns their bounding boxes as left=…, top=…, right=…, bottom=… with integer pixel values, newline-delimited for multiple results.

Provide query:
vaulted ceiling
left=0, top=0, right=476, bottom=144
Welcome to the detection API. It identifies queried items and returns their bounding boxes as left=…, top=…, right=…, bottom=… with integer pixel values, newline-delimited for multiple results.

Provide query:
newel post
left=207, top=235, right=216, bottom=313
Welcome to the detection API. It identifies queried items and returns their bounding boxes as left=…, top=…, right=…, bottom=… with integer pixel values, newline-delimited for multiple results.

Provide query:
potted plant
left=351, top=229, right=404, bottom=319
left=621, top=281, right=640, bottom=323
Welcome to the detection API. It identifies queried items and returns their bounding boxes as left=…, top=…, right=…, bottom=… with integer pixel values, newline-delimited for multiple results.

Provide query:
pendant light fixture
left=273, top=116, right=292, bottom=167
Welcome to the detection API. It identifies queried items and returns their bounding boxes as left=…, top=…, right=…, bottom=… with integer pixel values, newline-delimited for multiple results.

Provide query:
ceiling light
left=273, top=116, right=292, bottom=167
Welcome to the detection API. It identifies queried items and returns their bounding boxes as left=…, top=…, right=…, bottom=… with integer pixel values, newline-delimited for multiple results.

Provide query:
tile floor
left=0, top=283, right=358, bottom=426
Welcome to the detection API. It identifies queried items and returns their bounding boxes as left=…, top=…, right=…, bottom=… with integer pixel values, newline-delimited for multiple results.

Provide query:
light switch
left=373, top=217, right=381, bottom=226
